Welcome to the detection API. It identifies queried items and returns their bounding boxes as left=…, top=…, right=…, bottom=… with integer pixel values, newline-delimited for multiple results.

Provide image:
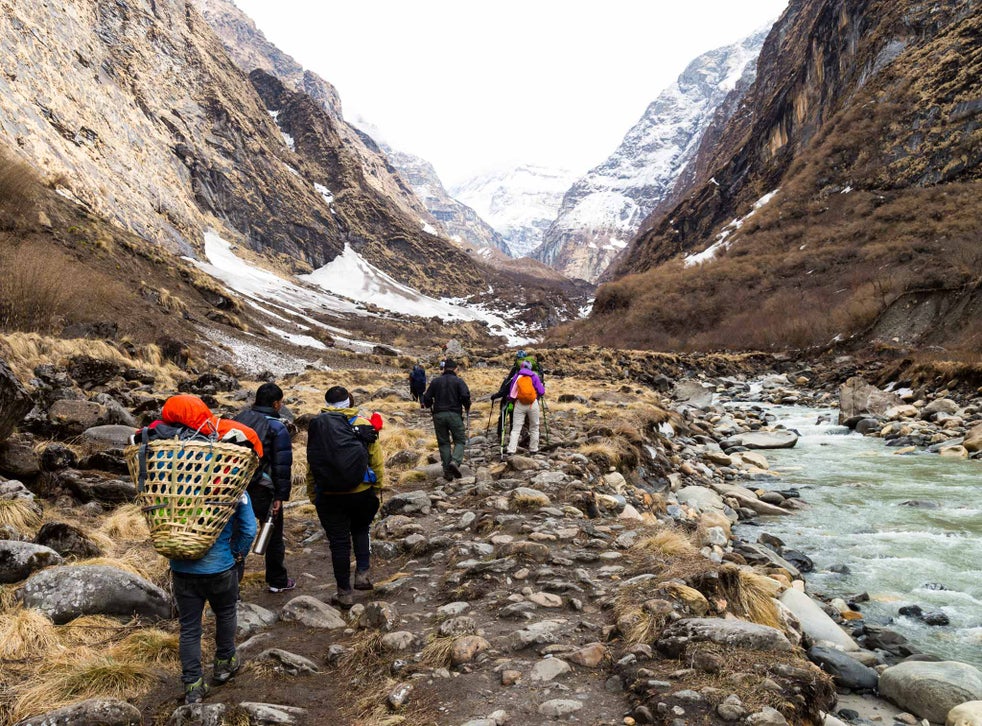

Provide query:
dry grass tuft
left=718, top=566, right=782, bottom=629
left=634, top=528, right=700, bottom=558
left=419, top=635, right=455, bottom=667
left=0, top=607, right=59, bottom=660
left=0, top=585, right=18, bottom=610
left=10, top=649, right=158, bottom=722
left=398, top=469, right=427, bottom=485
left=578, top=440, right=623, bottom=470
left=74, top=553, right=160, bottom=583
left=109, top=628, right=179, bottom=665
left=98, top=505, right=149, bottom=541
left=0, top=499, right=42, bottom=533
left=57, top=615, right=128, bottom=648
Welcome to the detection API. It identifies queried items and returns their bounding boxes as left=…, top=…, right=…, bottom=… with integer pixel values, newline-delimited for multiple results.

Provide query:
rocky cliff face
left=534, top=30, right=768, bottom=283
left=193, top=0, right=441, bottom=237
left=570, top=0, right=982, bottom=353
left=451, top=166, right=576, bottom=259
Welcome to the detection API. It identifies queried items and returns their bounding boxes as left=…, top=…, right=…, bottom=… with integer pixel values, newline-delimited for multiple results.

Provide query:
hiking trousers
left=172, top=567, right=238, bottom=684
left=432, top=410, right=466, bottom=469
left=247, top=484, right=289, bottom=589
left=507, top=400, right=540, bottom=454
left=315, top=488, right=380, bottom=591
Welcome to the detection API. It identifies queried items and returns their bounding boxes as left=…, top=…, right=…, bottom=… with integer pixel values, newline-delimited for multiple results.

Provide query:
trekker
left=422, top=359, right=471, bottom=480
left=409, top=363, right=427, bottom=403
left=170, top=489, right=256, bottom=704
left=306, top=386, right=385, bottom=609
left=491, top=349, right=544, bottom=444
left=505, top=361, right=545, bottom=455
left=232, top=382, right=295, bottom=593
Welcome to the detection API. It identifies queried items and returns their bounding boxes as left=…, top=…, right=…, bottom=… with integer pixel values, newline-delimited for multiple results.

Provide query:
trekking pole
left=541, top=398, right=550, bottom=446
left=484, top=399, right=495, bottom=435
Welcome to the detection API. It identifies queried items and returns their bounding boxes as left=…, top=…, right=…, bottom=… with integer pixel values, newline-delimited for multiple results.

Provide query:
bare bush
left=0, top=150, right=40, bottom=225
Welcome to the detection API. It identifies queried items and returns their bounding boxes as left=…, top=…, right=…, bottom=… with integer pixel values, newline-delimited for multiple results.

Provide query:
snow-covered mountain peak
left=531, top=27, right=770, bottom=282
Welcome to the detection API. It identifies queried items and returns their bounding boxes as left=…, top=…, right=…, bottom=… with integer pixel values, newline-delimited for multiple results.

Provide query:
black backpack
left=232, top=409, right=274, bottom=488
left=307, top=412, right=378, bottom=493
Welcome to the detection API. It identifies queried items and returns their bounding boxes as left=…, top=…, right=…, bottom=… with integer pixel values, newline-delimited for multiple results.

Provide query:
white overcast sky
left=233, top=0, right=788, bottom=187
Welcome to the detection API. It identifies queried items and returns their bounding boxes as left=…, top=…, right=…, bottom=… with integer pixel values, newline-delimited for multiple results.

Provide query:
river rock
left=720, top=431, right=798, bottom=450
left=280, top=596, right=346, bottom=629
left=807, top=646, right=879, bottom=691
left=13, top=698, right=141, bottom=726
left=656, top=618, right=793, bottom=657
left=16, top=565, right=172, bottom=623
left=779, top=588, right=858, bottom=651
left=0, top=540, right=63, bottom=583
left=923, top=398, right=960, bottom=417
left=879, top=661, right=982, bottom=723
left=948, top=701, right=982, bottom=726
left=673, top=381, right=714, bottom=409
left=964, top=423, right=982, bottom=453
left=237, top=601, right=278, bottom=637
left=451, top=635, right=490, bottom=664
left=0, top=359, right=32, bottom=442
left=676, top=486, right=725, bottom=513
left=839, top=377, right=903, bottom=424
left=168, top=703, right=306, bottom=726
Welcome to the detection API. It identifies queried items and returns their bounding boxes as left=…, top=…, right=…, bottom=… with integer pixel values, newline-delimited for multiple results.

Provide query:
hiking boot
left=212, top=654, right=241, bottom=684
left=331, top=588, right=355, bottom=609
left=447, top=461, right=462, bottom=479
left=268, top=578, right=296, bottom=593
left=353, top=570, right=374, bottom=591
left=184, top=677, right=210, bottom=704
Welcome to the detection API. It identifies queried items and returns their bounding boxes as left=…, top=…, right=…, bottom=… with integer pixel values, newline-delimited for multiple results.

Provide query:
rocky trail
left=1, top=352, right=981, bottom=726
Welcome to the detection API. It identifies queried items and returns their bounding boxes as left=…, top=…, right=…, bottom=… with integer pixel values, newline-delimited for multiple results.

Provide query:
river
left=733, top=404, right=982, bottom=667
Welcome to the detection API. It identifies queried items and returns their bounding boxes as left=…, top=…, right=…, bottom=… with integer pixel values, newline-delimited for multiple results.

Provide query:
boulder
left=948, top=701, right=982, bottom=726
left=656, top=618, right=793, bottom=657
left=66, top=356, right=121, bottom=388
left=13, top=698, right=141, bottom=726
left=48, top=399, right=109, bottom=435
left=168, top=703, right=307, bottom=726
left=237, top=601, right=278, bottom=638
left=381, top=490, right=431, bottom=516
left=838, top=377, right=903, bottom=425
left=0, top=433, right=40, bottom=478
left=673, top=381, right=714, bottom=409
left=279, top=596, right=346, bottom=629
left=720, top=431, right=799, bottom=450
left=807, top=646, right=878, bottom=691
left=0, top=541, right=63, bottom=583
left=81, top=425, right=138, bottom=448
left=254, top=648, right=320, bottom=675
left=58, top=469, right=136, bottom=504
left=16, top=565, right=172, bottom=623
left=779, top=588, right=858, bottom=651
left=0, top=359, right=32, bottom=442
left=879, top=661, right=982, bottom=723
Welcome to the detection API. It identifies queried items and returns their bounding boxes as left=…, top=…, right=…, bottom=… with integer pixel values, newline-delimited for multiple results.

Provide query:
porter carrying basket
left=124, top=438, right=259, bottom=560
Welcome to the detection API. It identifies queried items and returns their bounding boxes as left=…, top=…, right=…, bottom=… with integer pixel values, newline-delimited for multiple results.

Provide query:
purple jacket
left=509, top=369, right=545, bottom=399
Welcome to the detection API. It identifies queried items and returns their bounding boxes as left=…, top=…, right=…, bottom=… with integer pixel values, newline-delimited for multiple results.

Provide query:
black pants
left=315, top=488, right=379, bottom=591
left=172, top=567, right=238, bottom=685
left=247, top=484, right=289, bottom=588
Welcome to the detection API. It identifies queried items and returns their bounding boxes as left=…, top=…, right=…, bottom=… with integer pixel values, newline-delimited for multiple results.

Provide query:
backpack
left=232, top=409, right=274, bottom=489
left=410, top=366, right=426, bottom=386
left=515, top=375, right=537, bottom=405
left=307, top=412, right=378, bottom=493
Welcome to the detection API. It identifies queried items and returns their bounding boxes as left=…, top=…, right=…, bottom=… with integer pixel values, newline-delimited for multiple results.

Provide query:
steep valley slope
left=564, top=0, right=982, bottom=355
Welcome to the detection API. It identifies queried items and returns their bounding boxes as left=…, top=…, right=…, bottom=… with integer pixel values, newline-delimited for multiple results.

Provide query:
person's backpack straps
left=137, top=426, right=150, bottom=493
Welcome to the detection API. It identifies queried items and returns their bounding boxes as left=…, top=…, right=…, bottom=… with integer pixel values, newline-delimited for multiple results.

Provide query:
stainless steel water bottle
left=252, top=511, right=275, bottom=555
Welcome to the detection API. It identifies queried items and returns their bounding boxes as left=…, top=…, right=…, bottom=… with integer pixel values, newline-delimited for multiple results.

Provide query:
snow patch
left=684, top=189, right=779, bottom=266
left=314, top=183, right=334, bottom=205
left=281, top=132, right=295, bottom=151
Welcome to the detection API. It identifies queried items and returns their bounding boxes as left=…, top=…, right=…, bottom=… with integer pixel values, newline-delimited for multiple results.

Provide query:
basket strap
left=137, top=427, right=150, bottom=493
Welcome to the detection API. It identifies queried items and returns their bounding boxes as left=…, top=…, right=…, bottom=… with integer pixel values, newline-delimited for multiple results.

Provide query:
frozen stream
left=733, top=404, right=981, bottom=667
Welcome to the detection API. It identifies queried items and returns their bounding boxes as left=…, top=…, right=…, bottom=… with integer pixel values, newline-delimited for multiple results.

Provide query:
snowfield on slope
left=191, top=232, right=533, bottom=355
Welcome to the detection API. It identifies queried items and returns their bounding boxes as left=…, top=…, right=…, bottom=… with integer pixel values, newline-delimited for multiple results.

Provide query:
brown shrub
left=0, top=151, right=40, bottom=226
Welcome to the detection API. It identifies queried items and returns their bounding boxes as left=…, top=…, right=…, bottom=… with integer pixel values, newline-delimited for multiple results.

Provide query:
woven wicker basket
left=124, top=439, right=259, bottom=560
